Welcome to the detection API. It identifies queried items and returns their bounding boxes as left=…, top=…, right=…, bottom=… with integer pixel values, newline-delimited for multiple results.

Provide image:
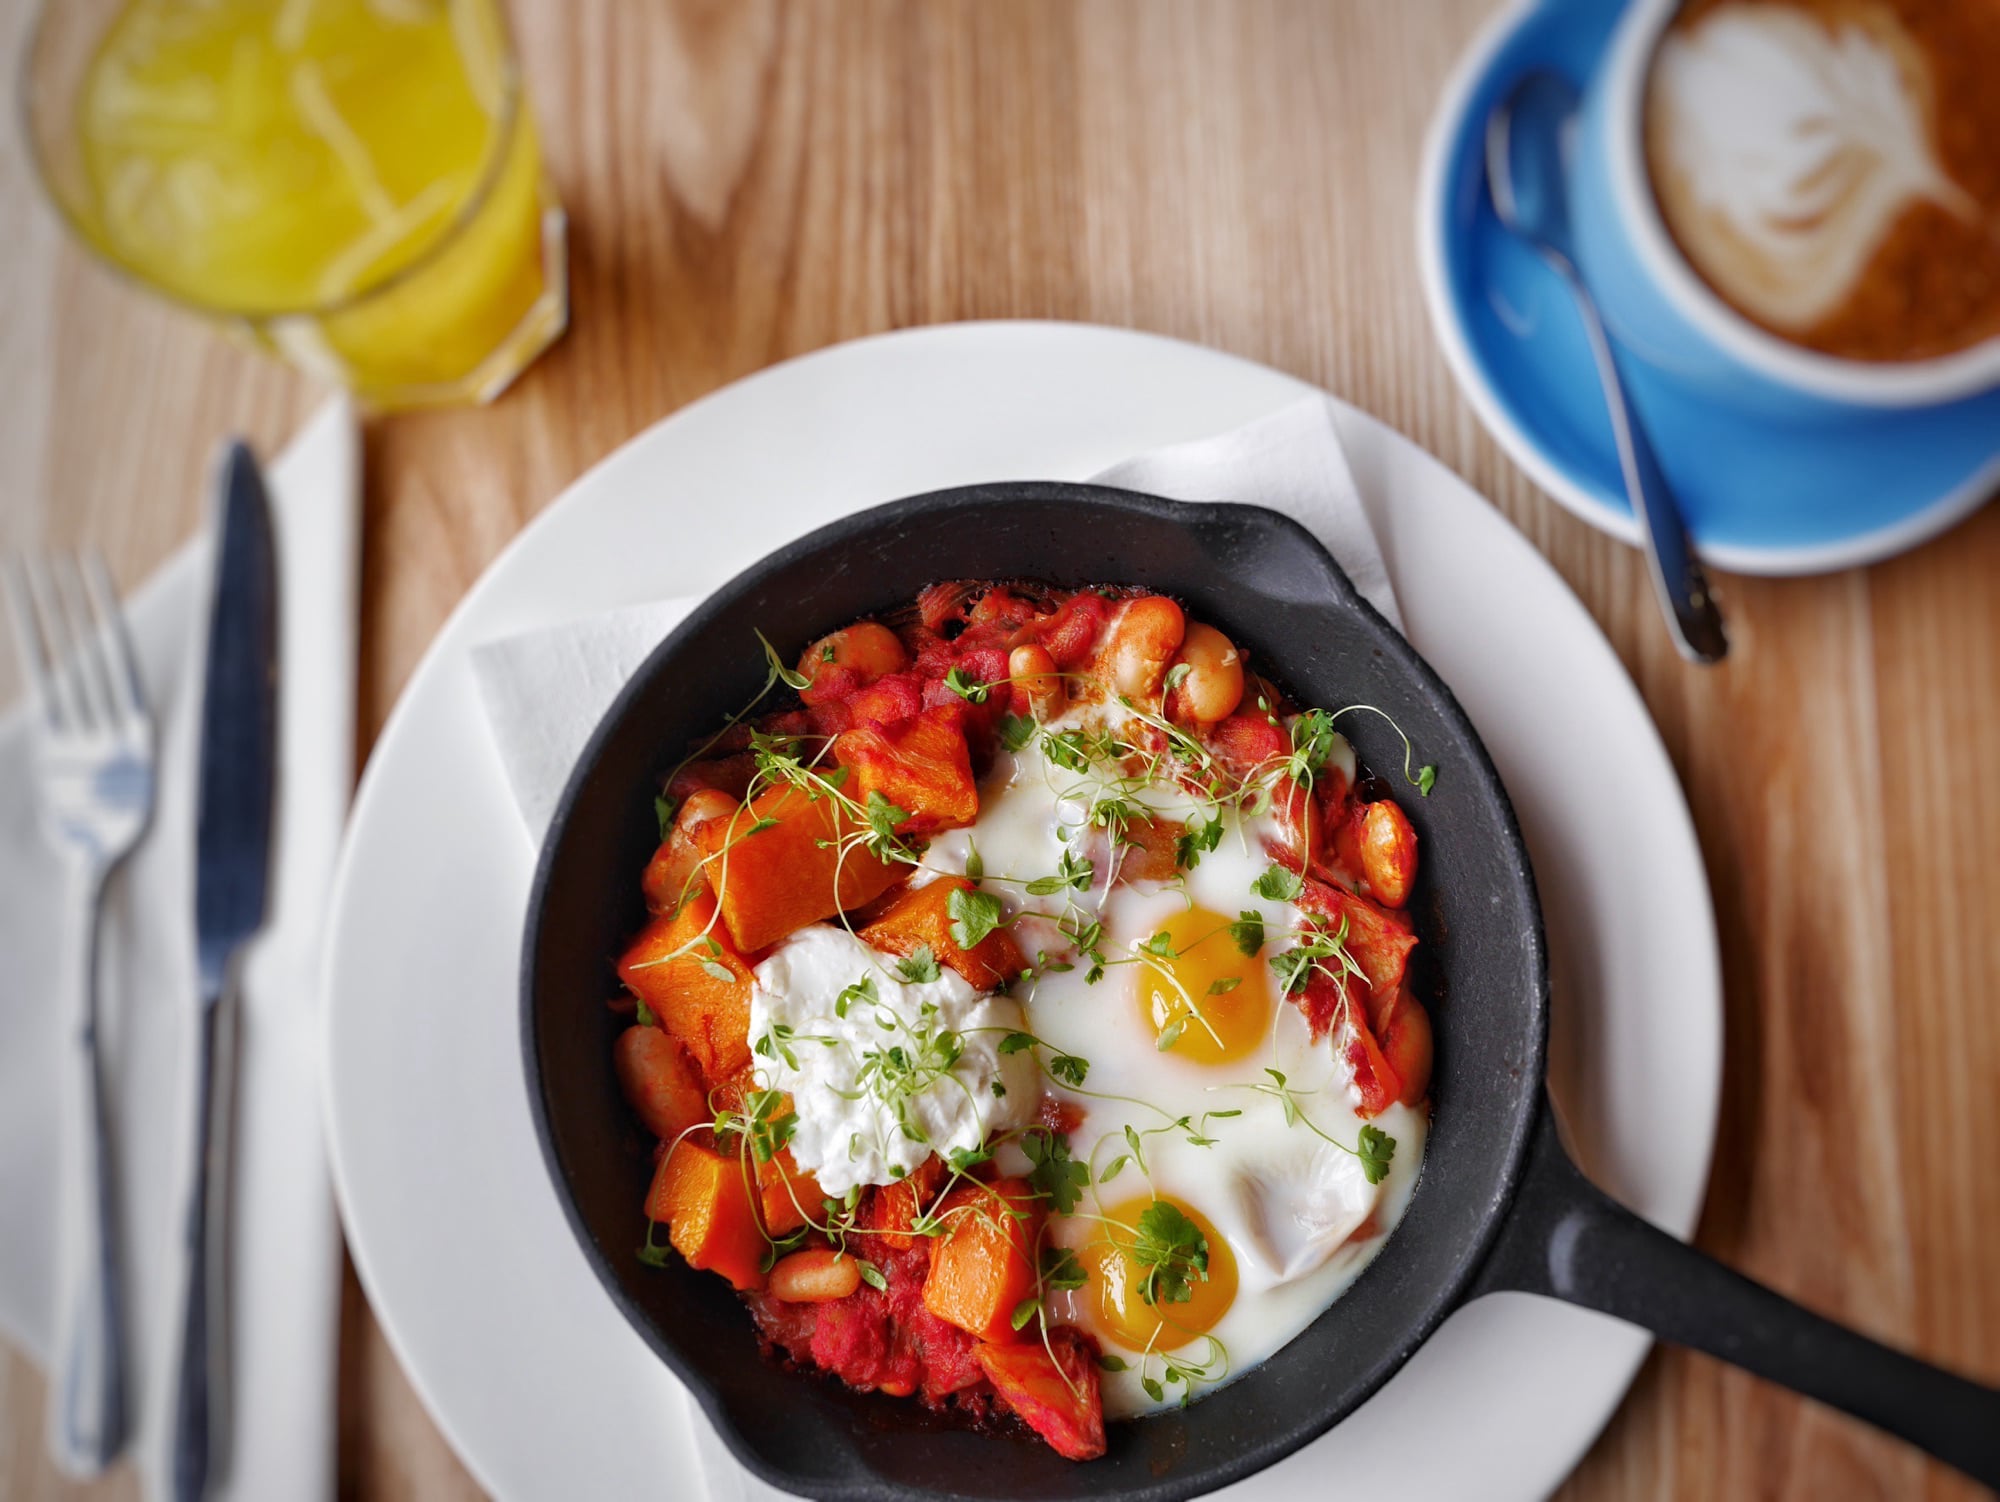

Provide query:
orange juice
left=64, top=0, right=564, bottom=406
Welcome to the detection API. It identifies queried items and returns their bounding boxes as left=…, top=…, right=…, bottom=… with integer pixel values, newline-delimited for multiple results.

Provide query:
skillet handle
left=1473, top=1102, right=2000, bottom=1488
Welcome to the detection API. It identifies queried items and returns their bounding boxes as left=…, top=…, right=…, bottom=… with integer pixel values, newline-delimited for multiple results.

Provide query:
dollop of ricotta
left=749, top=924, right=1035, bottom=1197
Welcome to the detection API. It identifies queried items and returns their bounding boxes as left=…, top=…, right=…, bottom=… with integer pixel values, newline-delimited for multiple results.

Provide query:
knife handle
left=48, top=860, right=127, bottom=1475
left=170, top=991, right=233, bottom=1502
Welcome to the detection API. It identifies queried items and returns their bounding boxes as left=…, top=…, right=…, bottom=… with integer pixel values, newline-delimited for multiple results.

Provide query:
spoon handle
left=1567, top=278, right=1729, bottom=663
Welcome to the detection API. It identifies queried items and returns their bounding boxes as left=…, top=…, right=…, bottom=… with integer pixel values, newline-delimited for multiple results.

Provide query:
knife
left=172, top=441, right=279, bottom=1502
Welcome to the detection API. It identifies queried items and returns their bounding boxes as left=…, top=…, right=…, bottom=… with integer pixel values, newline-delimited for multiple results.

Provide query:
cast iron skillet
left=522, top=483, right=2000, bottom=1498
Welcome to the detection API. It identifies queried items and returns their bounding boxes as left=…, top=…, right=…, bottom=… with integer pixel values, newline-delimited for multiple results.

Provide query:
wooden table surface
left=3, top=2, right=1995, bottom=1498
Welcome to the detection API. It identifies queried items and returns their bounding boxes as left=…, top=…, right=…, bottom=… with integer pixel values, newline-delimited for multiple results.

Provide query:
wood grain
left=2, top=2, right=1994, bottom=1499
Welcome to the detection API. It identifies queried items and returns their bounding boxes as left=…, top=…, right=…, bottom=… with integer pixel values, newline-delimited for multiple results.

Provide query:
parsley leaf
left=1356, top=1124, right=1397, bottom=1185
left=948, top=886, right=1007, bottom=949
left=1176, top=812, right=1223, bottom=870
left=895, top=947, right=942, bottom=984
left=1268, top=947, right=1315, bottom=996
left=1131, top=1199, right=1210, bottom=1307
left=1046, top=1050, right=1089, bottom=1087
left=1229, top=910, right=1265, bottom=956
left=1022, top=1128, right=1088, bottom=1215
left=1252, top=864, right=1304, bottom=902
left=1040, top=1244, right=1087, bottom=1293
left=1043, top=730, right=1096, bottom=773
left=863, top=789, right=912, bottom=856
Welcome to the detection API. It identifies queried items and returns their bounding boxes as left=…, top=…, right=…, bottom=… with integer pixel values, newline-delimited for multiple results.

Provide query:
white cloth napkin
left=470, top=393, right=1398, bottom=1495
left=0, top=399, right=358, bottom=1501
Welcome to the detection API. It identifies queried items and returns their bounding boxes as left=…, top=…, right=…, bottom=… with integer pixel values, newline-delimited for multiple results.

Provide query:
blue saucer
left=1417, top=0, right=2000, bottom=575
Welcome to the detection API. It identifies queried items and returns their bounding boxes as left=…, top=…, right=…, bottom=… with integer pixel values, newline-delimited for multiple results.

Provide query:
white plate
left=323, top=322, right=1719, bottom=1502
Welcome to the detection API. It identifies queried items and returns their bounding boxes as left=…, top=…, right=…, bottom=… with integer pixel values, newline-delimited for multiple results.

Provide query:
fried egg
left=926, top=701, right=1426, bottom=1417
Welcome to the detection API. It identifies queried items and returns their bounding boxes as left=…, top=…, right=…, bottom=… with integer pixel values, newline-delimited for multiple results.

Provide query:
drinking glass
left=23, top=0, right=567, bottom=410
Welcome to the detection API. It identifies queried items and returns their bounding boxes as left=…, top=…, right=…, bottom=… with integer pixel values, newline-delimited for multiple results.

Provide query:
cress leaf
left=757, top=629, right=813, bottom=691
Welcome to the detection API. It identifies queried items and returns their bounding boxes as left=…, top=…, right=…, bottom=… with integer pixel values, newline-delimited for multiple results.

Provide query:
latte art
left=1649, top=4, right=1972, bottom=331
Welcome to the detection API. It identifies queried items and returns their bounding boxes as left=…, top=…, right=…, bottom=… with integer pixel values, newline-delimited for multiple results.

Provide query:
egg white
left=924, top=703, right=1425, bottom=1417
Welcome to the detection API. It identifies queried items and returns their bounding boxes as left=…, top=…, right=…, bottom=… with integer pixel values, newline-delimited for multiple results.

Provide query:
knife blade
left=194, top=443, right=280, bottom=987
left=173, top=440, right=280, bottom=1502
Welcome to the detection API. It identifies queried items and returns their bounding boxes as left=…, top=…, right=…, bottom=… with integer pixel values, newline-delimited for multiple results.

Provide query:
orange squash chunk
left=866, top=1158, right=946, bottom=1251
left=922, top=1178, right=1041, bottom=1344
left=756, top=1146, right=824, bottom=1237
left=612, top=1025, right=708, bottom=1141
left=835, top=705, right=979, bottom=833
left=645, top=1140, right=766, bottom=1292
left=976, top=1330, right=1107, bottom=1460
left=700, top=785, right=904, bottom=952
left=617, top=890, right=754, bottom=1084
left=857, top=877, right=1024, bottom=990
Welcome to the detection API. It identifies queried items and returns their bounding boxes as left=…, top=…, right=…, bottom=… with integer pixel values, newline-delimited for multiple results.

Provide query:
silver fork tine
left=52, top=554, right=114, bottom=735
left=81, top=553, right=145, bottom=727
left=2, top=556, right=59, bottom=728
left=20, top=555, right=84, bottom=732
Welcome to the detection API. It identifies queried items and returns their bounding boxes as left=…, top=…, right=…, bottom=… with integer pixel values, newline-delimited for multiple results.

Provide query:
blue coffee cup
left=1567, top=0, right=2000, bottom=421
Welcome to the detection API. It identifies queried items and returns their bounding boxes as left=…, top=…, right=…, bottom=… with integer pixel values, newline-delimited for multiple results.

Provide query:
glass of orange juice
left=23, top=0, right=566, bottom=410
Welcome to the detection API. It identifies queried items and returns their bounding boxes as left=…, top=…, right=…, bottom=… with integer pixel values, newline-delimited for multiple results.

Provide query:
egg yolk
left=1080, top=1194, right=1239, bottom=1351
left=1130, top=905, right=1274, bottom=1064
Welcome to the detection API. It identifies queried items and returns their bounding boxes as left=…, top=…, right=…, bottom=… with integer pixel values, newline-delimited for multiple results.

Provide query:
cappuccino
left=1645, top=0, right=2000, bottom=363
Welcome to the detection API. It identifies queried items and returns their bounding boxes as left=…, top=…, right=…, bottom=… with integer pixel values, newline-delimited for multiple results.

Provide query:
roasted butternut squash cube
left=976, top=1329, right=1106, bottom=1460
left=699, top=785, right=905, bottom=952
left=835, top=706, right=979, bottom=833
left=612, top=1025, right=708, bottom=1141
left=857, top=876, right=1024, bottom=990
left=617, top=890, right=754, bottom=1084
left=645, top=1140, right=766, bottom=1292
left=756, top=1145, right=824, bottom=1237
left=922, top=1179, right=1041, bottom=1343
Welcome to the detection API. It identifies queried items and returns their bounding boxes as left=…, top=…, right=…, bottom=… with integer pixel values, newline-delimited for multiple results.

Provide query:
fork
left=3, top=550, right=154, bottom=1476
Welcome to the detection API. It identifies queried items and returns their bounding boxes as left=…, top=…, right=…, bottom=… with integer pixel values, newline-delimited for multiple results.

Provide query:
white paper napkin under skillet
left=0, top=399, right=359, bottom=1502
